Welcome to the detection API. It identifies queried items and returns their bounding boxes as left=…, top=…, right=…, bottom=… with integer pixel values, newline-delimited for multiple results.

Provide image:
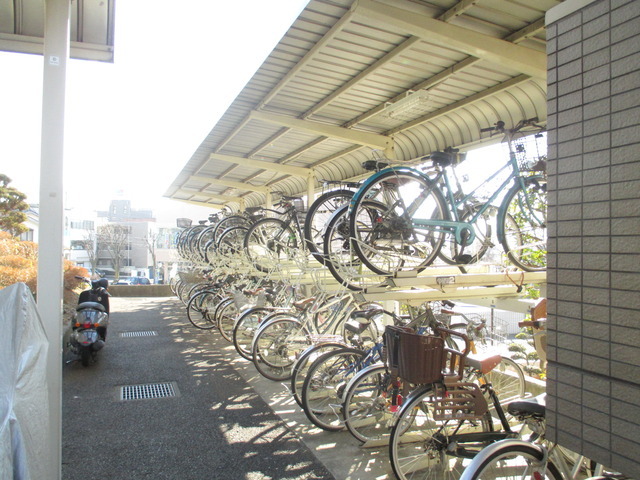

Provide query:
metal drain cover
left=119, top=382, right=179, bottom=401
left=120, top=331, right=158, bottom=338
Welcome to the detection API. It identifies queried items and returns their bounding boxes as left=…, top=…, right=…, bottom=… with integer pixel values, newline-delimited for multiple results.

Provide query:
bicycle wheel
left=350, top=168, right=448, bottom=275
left=323, top=203, right=388, bottom=291
left=460, top=440, right=562, bottom=480
left=186, top=290, right=220, bottom=329
left=217, top=299, right=240, bottom=342
left=301, top=347, right=366, bottom=431
left=290, top=342, right=346, bottom=408
left=251, top=317, right=311, bottom=381
left=304, top=189, right=354, bottom=265
left=216, top=225, right=249, bottom=257
left=244, top=218, right=298, bottom=273
left=483, top=357, right=526, bottom=406
left=498, top=176, right=547, bottom=271
left=232, top=307, right=274, bottom=360
left=389, top=385, right=492, bottom=480
left=342, top=363, right=399, bottom=444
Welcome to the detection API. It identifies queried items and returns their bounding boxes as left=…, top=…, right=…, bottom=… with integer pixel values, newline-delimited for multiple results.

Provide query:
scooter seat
left=76, top=301, right=106, bottom=312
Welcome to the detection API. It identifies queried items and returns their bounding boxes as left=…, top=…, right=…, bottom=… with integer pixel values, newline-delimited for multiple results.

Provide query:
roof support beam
left=353, top=0, right=546, bottom=79
left=189, top=175, right=271, bottom=194
left=207, top=152, right=311, bottom=178
left=172, top=197, right=226, bottom=210
left=387, top=74, right=532, bottom=135
left=249, top=110, right=393, bottom=151
left=178, top=188, right=239, bottom=203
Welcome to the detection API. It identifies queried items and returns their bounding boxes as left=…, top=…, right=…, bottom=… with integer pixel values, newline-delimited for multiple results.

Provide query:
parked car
left=114, top=277, right=132, bottom=285
left=130, top=277, right=151, bottom=285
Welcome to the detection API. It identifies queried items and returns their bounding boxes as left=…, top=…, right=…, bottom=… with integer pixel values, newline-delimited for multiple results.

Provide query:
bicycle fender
left=459, top=439, right=545, bottom=480
left=250, top=316, right=304, bottom=352
left=496, top=175, right=545, bottom=245
left=343, top=362, right=386, bottom=396
left=349, top=166, right=427, bottom=212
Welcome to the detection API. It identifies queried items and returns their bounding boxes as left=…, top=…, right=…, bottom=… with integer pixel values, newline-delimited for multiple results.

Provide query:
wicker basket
left=384, top=325, right=445, bottom=385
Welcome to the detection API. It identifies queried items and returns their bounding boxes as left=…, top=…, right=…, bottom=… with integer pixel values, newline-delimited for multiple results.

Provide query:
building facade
left=546, top=0, right=640, bottom=475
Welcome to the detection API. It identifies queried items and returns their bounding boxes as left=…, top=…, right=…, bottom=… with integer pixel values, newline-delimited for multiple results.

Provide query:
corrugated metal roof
left=166, top=0, right=559, bottom=211
left=0, top=0, right=115, bottom=62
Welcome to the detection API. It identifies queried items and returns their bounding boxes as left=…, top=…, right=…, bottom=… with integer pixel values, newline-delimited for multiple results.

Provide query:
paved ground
left=62, top=296, right=393, bottom=480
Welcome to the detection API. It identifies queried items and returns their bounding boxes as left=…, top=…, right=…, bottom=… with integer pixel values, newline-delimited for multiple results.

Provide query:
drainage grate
left=120, top=382, right=178, bottom=401
left=120, top=331, right=158, bottom=338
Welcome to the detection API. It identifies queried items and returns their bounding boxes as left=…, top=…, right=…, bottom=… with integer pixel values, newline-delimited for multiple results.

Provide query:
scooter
left=68, top=277, right=110, bottom=366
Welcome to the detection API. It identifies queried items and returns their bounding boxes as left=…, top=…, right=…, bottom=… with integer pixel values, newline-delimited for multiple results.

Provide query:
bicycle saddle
left=350, top=308, right=382, bottom=323
left=362, top=160, right=389, bottom=171
left=507, top=393, right=546, bottom=418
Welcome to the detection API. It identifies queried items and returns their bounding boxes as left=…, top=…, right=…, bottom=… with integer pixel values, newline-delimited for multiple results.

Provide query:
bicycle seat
left=350, top=308, right=382, bottom=323
left=507, top=393, right=546, bottom=418
left=464, top=353, right=502, bottom=374
left=362, top=160, right=389, bottom=171
left=293, top=297, right=315, bottom=310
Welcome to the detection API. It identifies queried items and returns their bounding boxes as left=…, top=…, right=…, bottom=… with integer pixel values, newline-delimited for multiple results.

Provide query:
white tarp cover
left=0, top=283, right=50, bottom=480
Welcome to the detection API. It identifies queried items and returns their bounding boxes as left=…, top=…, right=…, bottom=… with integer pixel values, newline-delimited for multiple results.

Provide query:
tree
left=144, top=230, right=159, bottom=282
left=80, top=230, right=99, bottom=276
left=97, top=224, right=129, bottom=280
left=0, top=174, right=29, bottom=237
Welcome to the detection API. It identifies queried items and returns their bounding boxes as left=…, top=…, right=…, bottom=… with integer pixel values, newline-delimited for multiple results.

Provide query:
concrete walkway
left=62, top=296, right=393, bottom=480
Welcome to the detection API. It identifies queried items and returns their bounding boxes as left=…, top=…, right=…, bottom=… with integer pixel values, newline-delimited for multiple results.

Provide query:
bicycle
left=348, top=118, right=547, bottom=276
left=249, top=287, right=384, bottom=381
left=243, top=196, right=308, bottom=273
left=341, top=307, right=525, bottom=446
left=386, top=324, right=527, bottom=480
left=459, top=395, right=624, bottom=480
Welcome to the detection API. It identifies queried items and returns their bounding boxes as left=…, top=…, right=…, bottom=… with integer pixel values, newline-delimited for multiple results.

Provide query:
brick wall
left=546, top=0, right=640, bottom=476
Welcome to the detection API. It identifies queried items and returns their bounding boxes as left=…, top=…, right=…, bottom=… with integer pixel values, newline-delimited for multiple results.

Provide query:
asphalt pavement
left=62, top=296, right=393, bottom=480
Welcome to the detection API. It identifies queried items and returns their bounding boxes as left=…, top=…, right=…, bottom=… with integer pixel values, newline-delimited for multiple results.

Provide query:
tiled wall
left=546, top=0, right=640, bottom=476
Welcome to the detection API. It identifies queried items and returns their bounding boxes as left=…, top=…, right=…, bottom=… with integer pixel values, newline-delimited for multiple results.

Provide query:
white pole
left=37, top=1, right=70, bottom=478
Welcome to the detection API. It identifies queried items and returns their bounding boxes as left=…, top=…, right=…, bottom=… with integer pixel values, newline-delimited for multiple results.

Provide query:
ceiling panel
left=166, top=0, right=559, bottom=212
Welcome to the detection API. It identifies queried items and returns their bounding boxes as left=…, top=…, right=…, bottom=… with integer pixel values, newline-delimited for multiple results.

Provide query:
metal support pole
left=37, top=1, right=70, bottom=478
left=307, top=170, right=315, bottom=207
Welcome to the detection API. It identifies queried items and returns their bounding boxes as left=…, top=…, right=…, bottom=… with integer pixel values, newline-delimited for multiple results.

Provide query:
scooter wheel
left=80, top=350, right=91, bottom=367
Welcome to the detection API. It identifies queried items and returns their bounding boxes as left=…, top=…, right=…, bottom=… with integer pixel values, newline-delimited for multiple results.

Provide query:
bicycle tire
left=304, top=189, right=355, bottom=265
left=290, top=342, right=346, bottom=408
left=483, top=356, right=526, bottom=407
left=342, top=363, right=397, bottom=444
left=217, top=299, right=240, bottom=342
left=498, top=176, right=547, bottom=272
left=244, top=218, right=298, bottom=273
left=251, top=317, right=311, bottom=381
left=233, top=308, right=291, bottom=360
left=301, top=347, right=366, bottom=431
left=186, top=290, right=220, bottom=329
left=388, top=384, right=493, bottom=480
left=323, top=203, right=388, bottom=291
left=460, top=440, right=563, bottom=480
left=349, top=168, right=448, bottom=275
left=216, top=225, right=250, bottom=257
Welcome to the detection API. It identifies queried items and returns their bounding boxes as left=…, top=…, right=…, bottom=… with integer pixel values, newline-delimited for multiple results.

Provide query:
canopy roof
left=166, top=0, right=558, bottom=211
left=0, top=0, right=115, bottom=62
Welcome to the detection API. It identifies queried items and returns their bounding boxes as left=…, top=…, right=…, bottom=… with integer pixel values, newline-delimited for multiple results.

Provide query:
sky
left=0, top=0, right=309, bottom=226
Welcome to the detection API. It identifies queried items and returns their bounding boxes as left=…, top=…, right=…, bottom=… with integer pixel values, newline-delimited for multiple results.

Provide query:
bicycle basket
left=384, top=325, right=445, bottom=385
left=513, top=133, right=547, bottom=172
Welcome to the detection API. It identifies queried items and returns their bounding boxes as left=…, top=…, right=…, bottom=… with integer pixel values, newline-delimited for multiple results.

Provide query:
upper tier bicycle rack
left=207, top=258, right=545, bottom=314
